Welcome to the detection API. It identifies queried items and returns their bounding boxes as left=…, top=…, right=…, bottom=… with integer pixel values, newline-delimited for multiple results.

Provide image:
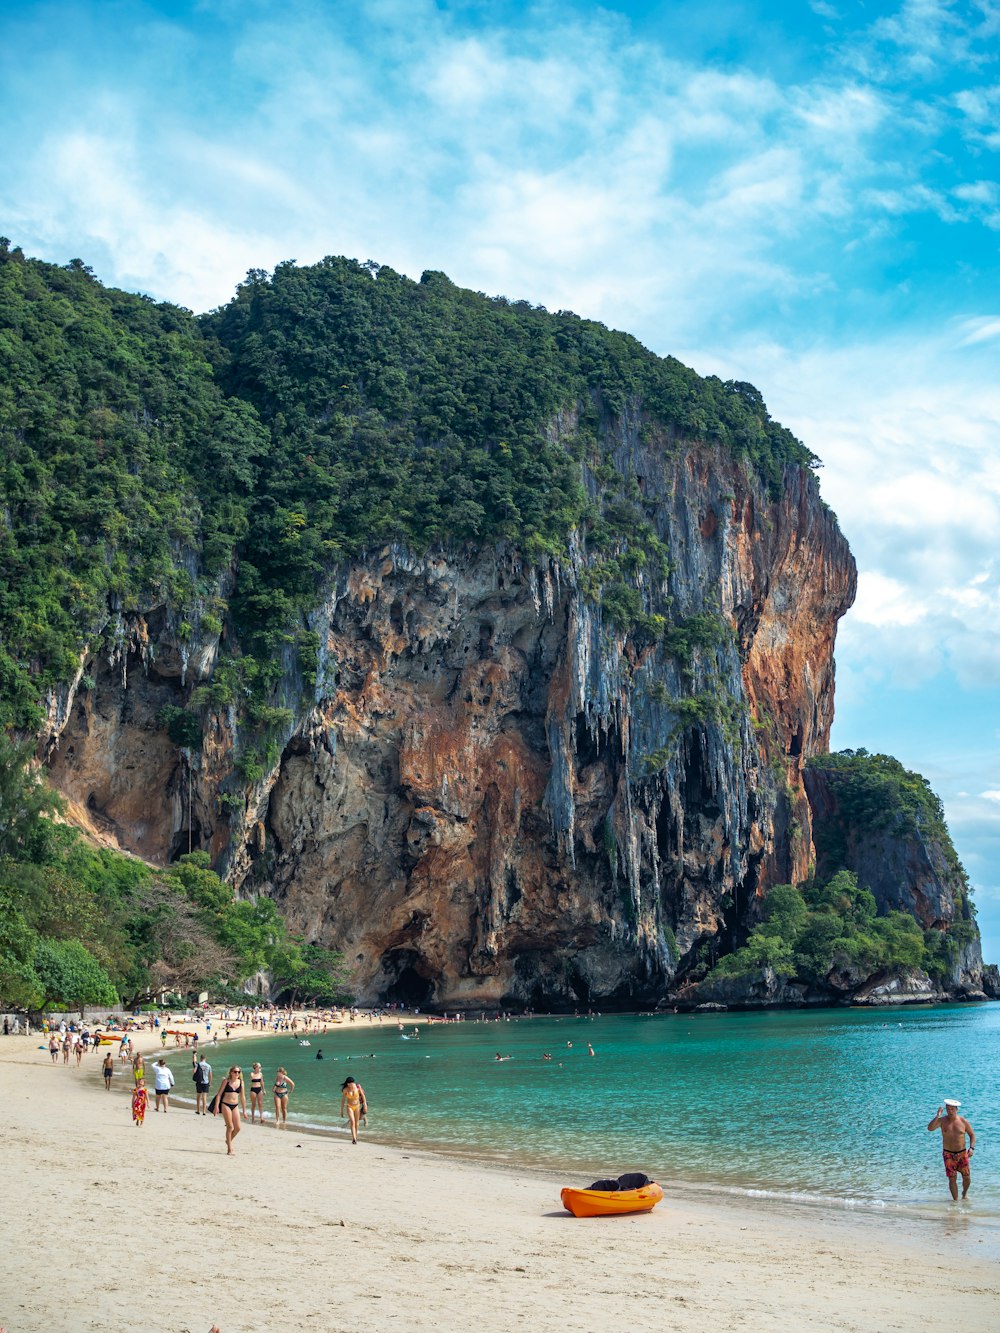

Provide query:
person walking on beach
left=248, top=1062, right=265, bottom=1123
left=216, top=1065, right=247, bottom=1155
left=131, top=1078, right=148, bottom=1127
left=49, top=1036, right=59, bottom=1063
left=928, top=1099, right=977, bottom=1199
left=153, top=1058, right=175, bottom=1111
left=272, top=1068, right=295, bottom=1126
left=103, top=1051, right=114, bottom=1089
left=193, top=1055, right=213, bottom=1115
left=340, top=1076, right=366, bottom=1144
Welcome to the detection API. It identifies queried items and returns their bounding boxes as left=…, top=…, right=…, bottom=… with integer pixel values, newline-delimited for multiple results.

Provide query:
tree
left=32, top=938, right=118, bottom=1013
left=127, top=876, right=239, bottom=1000
left=0, top=883, right=42, bottom=1009
left=759, top=883, right=808, bottom=939
left=267, top=937, right=353, bottom=1005
left=0, top=733, right=61, bottom=861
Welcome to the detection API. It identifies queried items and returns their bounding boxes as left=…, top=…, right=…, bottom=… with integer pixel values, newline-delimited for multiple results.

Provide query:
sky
left=1, top=0, right=998, bottom=960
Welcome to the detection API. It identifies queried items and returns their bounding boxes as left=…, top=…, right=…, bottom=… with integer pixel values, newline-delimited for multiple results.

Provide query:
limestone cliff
left=804, top=762, right=985, bottom=996
left=8, top=249, right=987, bottom=1012
left=39, top=438, right=857, bottom=1009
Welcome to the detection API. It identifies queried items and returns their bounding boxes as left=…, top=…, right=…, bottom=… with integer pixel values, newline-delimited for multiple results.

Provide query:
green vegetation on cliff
left=204, top=258, right=815, bottom=656
left=702, top=749, right=979, bottom=993
left=0, top=242, right=816, bottom=729
left=806, top=748, right=968, bottom=891
left=707, top=870, right=975, bottom=993
left=707, top=873, right=937, bottom=987
left=0, top=737, right=348, bottom=1010
left=0, top=240, right=266, bottom=730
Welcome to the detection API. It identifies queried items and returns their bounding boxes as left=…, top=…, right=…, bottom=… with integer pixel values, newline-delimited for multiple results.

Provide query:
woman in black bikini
left=248, top=1062, right=265, bottom=1123
left=216, top=1065, right=246, bottom=1155
left=272, top=1067, right=295, bottom=1126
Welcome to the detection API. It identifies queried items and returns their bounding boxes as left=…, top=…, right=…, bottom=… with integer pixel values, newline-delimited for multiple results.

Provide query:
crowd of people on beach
left=22, top=1007, right=373, bottom=1154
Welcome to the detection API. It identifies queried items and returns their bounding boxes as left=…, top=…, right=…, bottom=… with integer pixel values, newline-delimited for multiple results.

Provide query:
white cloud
left=5, top=0, right=995, bottom=322
left=845, top=0, right=1000, bottom=80
left=957, top=316, right=1000, bottom=345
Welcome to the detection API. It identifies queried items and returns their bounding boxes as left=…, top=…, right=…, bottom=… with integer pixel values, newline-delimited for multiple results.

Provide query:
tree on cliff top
left=806, top=749, right=970, bottom=901
left=201, top=256, right=817, bottom=658
left=2, top=245, right=818, bottom=727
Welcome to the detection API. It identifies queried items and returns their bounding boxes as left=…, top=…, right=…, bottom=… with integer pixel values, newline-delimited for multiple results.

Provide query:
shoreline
left=150, top=1012, right=1000, bottom=1230
left=3, top=1026, right=998, bottom=1332
left=154, top=1011, right=1000, bottom=1225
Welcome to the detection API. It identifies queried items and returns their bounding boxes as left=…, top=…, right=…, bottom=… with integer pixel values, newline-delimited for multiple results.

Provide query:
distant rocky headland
left=0, top=239, right=993, bottom=1011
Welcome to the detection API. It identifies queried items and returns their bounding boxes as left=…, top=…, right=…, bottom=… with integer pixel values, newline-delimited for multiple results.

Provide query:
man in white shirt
left=154, top=1058, right=175, bottom=1112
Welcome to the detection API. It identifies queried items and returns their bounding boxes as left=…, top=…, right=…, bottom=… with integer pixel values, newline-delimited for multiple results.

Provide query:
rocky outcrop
left=678, top=963, right=988, bottom=1011
left=804, top=764, right=984, bottom=993
left=39, top=435, right=861, bottom=1009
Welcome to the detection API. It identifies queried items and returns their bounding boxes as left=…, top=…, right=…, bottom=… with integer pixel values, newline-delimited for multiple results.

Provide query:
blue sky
left=2, top=0, right=998, bottom=960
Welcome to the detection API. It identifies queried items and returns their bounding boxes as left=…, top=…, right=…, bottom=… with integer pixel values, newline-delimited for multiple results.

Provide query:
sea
left=170, top=1003, right=1000, bottom=1226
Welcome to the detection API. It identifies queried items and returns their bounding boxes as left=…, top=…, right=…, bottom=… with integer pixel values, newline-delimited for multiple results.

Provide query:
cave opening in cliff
left=574, top=712, right=600, bottom=767
left=380, top=948, right=435, bottom=1006
left=169, top=817, right=203, bottom=861
left=682, top=735, right=721, bottom=820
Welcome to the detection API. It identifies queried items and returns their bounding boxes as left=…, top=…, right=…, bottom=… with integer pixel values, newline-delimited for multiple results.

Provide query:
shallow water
left=177, top=1004, right=1000, bottom=1220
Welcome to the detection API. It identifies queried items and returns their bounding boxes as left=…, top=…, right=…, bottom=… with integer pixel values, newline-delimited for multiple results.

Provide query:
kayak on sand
left=560, top=1173, right=663, bottom=1218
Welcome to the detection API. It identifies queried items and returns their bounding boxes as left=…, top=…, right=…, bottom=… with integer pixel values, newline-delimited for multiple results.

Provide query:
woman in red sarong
left=132, top=1078, right=148, bottom=1127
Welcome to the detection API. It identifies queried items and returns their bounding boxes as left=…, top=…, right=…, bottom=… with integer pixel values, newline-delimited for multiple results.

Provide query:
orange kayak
left=560, top=1183, right=664, bottom=1218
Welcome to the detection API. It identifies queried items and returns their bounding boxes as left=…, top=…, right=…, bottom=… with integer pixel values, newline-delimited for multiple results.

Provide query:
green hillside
left=0, top=242, right=815, bottom=727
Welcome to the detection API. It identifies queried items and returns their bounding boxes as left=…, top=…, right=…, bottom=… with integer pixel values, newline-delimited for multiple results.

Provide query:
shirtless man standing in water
left=927, top=1098, right=976, bottom=1199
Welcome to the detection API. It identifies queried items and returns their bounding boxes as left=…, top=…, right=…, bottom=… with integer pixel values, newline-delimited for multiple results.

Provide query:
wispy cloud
left=844, top=0, right=1000, bottom=80
left=682, top=330, right=1000, bottom=695
left=2, top=0, right=998, bottom=324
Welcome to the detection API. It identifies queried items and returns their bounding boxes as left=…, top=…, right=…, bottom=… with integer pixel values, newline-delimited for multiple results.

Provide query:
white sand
left=1, top=1025, right=996, bottom=1333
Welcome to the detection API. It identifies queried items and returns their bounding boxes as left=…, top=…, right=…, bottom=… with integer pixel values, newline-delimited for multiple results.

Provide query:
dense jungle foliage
left=0, top=736, right=349, bottom=1011
left=705, top=748, right=977, bottom=990
left=0, top=242, right=815, bottom=729
left=0, top=240, right=266, bottom=730
left=204, top=257, right=815, bottom=658
left=707, top=870, right=976, bottom=990
left=806, top=748, right=969, bottom=892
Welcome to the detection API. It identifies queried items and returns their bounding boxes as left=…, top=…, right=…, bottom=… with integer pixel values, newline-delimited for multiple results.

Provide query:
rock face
left=39, top=440, right=861, bottom=1009
left=804, top=765, right=985, bottom=994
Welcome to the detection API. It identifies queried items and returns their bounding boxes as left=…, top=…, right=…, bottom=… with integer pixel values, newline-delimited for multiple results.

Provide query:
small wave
left=709, top=1184, right=890, bottom=1211
left=699, top=1182, right=1000, bottom=1227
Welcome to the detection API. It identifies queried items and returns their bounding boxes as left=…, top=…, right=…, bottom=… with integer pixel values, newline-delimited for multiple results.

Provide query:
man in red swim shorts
left=927, top=1098, right=976, bottom=1200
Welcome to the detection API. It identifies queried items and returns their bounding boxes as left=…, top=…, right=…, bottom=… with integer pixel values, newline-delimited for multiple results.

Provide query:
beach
left=0, top=1022, right=996, bottom=1333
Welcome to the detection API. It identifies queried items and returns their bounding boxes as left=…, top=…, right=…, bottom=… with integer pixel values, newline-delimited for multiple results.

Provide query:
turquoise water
left=177, top=1005, right=1000, bottom=1217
